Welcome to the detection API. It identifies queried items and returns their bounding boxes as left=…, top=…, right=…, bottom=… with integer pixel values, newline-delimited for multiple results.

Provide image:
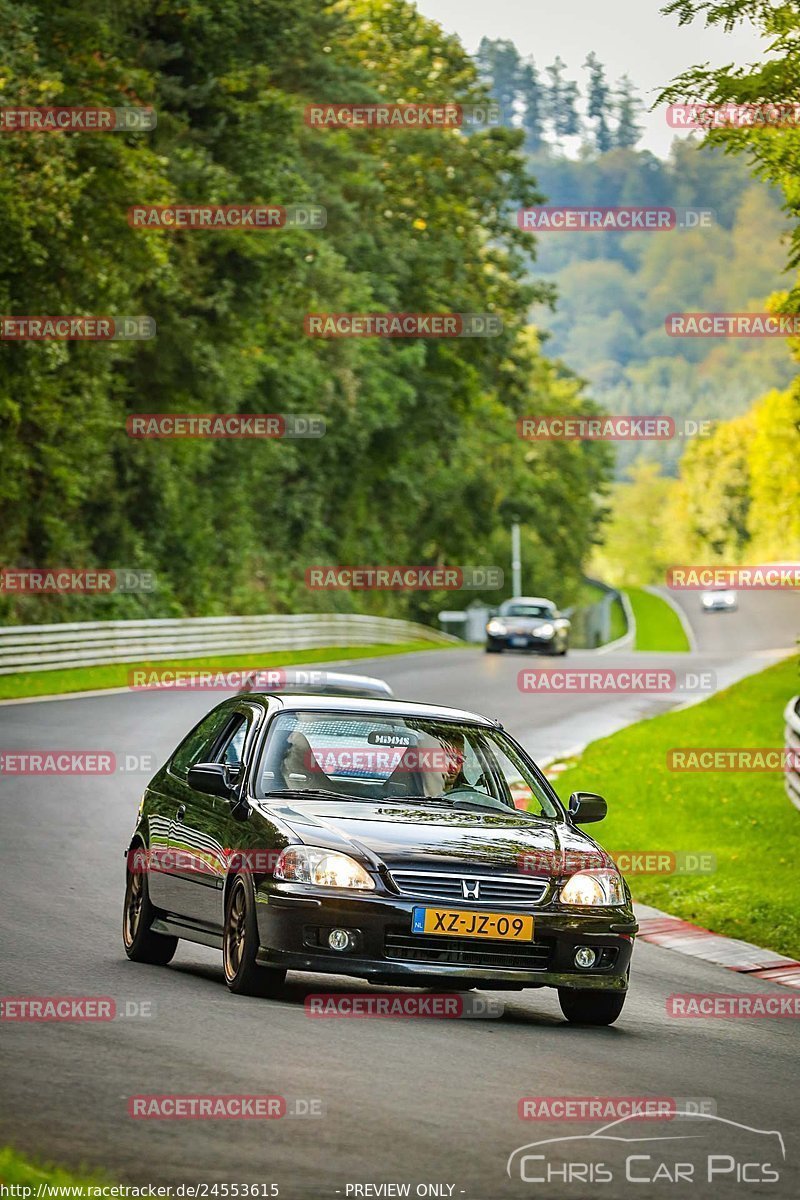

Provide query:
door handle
left=176, top=804, right=186, bottom=821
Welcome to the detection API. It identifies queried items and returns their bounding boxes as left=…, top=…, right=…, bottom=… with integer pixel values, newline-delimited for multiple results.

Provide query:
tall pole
left=511, top=522, right=521, bottom=597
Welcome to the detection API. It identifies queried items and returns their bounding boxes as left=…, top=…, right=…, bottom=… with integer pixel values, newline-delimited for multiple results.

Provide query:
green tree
left=660, top=1, right=800, bottom=284
left=0, top=0, right=611, bottom=625
left=545, top=57, right=582, bottom=144
left=519, top=59, right=545, bottom=151
left=747, top=388, right=800, bottom=561
left=476, top=37, right=521, bottom=124
left=584, top=52, right=612, bottom=153
left=591, top=461, right=677, bottom=586
left=613, top=75, right=643, bottom=148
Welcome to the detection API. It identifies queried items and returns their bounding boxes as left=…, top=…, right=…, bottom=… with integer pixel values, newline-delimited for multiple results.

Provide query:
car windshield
left=502, top=604, right=553, bottom=619
left=255, top=712, right=559, bottom=818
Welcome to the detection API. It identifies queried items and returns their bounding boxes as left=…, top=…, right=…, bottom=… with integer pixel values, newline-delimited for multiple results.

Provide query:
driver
left=280, top=730, right=333, bottom=792
left=440, top=732, right=467, bottom=794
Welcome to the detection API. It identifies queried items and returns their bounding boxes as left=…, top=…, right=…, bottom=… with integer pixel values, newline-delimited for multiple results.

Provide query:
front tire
left=123, top=849, right=178, bottom=965
left=223, top=875, right=286, bottom=997
left=558, top=987, right=626, bottom=1026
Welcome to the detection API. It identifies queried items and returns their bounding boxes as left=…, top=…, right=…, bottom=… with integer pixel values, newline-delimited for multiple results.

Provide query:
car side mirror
left=187, top=762, right=233, bottom=798
left=568, top=791, right=607, bottom=824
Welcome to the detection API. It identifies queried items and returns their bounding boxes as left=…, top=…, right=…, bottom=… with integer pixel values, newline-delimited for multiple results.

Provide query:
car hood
left=258, top=796, right=607, bottom=874
left=499, top=618, right=554, bottom=633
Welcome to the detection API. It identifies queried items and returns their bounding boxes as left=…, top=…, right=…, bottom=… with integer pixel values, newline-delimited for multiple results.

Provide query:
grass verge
left=0, top=640, right=453, bottom=702
left=551, top=656, right=800, bottom=958
left=608, top=596, right=628, bottom=643
left=0, top=1146, right=109, bottom=1191
left=625, top=586, right=690, bottom=652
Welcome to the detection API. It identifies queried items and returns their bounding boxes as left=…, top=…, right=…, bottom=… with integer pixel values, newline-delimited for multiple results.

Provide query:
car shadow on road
left=162, top=956, right=636, bottom=1033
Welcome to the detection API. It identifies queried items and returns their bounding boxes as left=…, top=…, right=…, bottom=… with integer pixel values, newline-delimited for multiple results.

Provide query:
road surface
left=0, top=589, right=797, bottom=1198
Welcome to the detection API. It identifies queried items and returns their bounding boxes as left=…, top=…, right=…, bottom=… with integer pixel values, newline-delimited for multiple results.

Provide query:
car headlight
left=537, top=622, right=555, bottom=638
left=487, top=619, right=507, bottom=635
left=560, top=869, right=625, bottom=906
left=274, top=846, right=375, bottom=890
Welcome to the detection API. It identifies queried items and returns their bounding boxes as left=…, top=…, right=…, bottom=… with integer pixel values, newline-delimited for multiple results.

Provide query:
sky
left=413, top=0, right=766, bottom=156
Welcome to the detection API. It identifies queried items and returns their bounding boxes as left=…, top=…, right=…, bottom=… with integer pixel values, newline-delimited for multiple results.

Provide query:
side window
left=216, top=716, right=248, bottom=769
left=170, top=709, right=235, bottom=779
left=481, top=737, right=554, bottom=817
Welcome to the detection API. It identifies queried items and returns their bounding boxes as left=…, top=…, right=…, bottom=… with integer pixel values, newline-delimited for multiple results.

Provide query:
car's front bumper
left=487, top=634, right=559, bottom=652
left=254, top=885, right=636, bottom=990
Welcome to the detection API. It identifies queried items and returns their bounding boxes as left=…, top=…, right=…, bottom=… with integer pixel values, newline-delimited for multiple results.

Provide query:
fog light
left=574, top=946, right=597, bottom=969
left=328, top=928, right=355, bottom=952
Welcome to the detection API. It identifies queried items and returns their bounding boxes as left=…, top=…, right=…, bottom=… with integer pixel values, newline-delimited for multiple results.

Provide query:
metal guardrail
left=438, top=580, right=633, bottom=650
left=574, top=577, right=633, bottom=650
left=785, top=695, right=800, bottom=812
left=0, top=614, right=459, bottom=675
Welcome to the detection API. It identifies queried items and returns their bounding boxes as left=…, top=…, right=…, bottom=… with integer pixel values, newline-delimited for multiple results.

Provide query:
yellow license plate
left=411, top=907, right=533, bottom=941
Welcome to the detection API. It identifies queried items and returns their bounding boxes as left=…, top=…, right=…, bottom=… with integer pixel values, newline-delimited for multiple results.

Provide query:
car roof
left=247, top=692, right=497, bottom=726
left=501, top=596, right=554, bottom=606
left=240, top=671, right=393, bottom=699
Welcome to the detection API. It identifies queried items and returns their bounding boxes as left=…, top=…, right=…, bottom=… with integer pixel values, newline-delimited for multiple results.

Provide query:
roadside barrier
left=0, top=613, right=458, bottom=675
left=785, top=694, right=800, bottom=811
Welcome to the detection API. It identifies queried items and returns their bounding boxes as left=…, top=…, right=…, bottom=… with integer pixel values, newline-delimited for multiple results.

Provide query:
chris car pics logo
left=507, top=1112, right=785, bottom=1186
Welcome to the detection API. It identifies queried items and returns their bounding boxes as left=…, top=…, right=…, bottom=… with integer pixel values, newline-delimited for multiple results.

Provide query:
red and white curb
left=636, top=903, right=800, bottom=989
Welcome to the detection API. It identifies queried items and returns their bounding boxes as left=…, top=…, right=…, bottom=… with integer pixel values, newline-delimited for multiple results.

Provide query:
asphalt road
left=1, top=590, right=798, bottom=1199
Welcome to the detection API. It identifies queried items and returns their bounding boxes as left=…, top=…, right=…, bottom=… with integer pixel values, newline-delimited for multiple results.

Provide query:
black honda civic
left=123, top=694, right=637, bottom=1025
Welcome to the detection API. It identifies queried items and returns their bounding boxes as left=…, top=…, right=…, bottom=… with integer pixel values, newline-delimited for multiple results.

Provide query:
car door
left=165, top=706, right=255, bottom=929
left=145, top=705, right=234, bottom=909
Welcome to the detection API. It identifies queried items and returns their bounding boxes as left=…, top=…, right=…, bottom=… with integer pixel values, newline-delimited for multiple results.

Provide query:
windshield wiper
left=402, top=793, right=516, bottom=813
left=378, top=795, right=457, bottom=807
left=262, top=787, right=349, bottom=801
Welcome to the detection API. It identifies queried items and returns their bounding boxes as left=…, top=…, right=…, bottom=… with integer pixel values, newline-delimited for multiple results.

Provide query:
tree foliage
left=476, top=39, right=645, bottom=152
left=0, top=0, right=611, bottom=624
left=594, top=386, right=800, bottom=584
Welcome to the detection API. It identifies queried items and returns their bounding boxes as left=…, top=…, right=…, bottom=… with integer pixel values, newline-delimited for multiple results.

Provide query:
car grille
left=388, top=869, right=549, bottom=907
left=385, top=931, right=552, bottom=971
